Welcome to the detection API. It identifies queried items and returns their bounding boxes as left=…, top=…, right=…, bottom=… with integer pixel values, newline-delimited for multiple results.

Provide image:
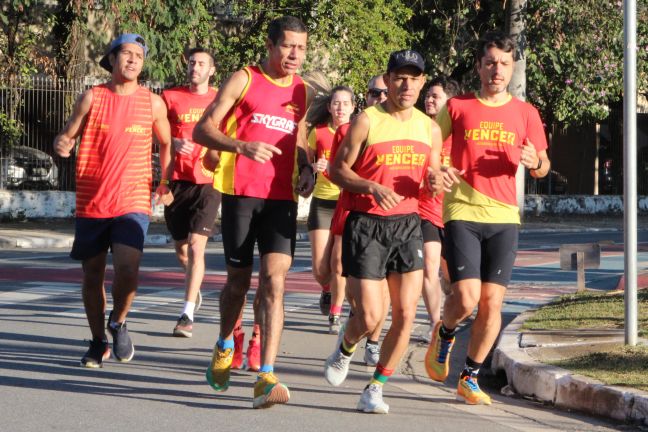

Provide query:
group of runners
left=53, top=14, right=551, bottom=413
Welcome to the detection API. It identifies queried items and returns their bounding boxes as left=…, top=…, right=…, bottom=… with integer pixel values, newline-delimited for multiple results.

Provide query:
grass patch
left=550, top=345, right=648, bottom=391
left=524, top=289, right=648, bottom=390
left=522, top=289, right=648, bottom=337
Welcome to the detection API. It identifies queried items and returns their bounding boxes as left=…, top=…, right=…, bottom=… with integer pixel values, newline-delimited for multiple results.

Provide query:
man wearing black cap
left=54, top=33, right=173, bottom=368
left=323, top=49, right=443, bottom=414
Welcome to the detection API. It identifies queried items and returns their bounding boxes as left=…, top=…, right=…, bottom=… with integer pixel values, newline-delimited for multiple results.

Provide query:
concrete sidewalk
left=1, top=216, right=648, bottom=426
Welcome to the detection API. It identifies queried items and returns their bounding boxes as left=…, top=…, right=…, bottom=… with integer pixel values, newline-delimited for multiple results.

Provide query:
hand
left=173, top=138, right=194, bottom=156
left=54, top=135, right=76, bottom=158
left=153, top=184, right=174, bottom=206
left=371, top=183, right=403, bottom=211
left=314, top=157, right=328, bottom=173
left=238, top=141, right=282, bottom=163
left=441, top=166, right=464, bottom=192
left=519, top=138, right=539, bottom=169
left=426, top=167, right=445, bottom=195
left=295, top=165, right=315, bottom=197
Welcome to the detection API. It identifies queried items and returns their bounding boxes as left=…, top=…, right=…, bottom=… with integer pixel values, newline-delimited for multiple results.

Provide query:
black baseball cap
left=387, top=49, right=425, bottom=74
left=99, top=33, right=148, bottom=72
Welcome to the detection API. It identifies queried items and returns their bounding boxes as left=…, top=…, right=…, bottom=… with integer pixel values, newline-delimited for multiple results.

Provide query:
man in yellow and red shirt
left=193, top=16, right=314, bottom=409
left=54, top=33, right=173, bottom=369
left=324, top=49, right=443, bottom=414
left=425, top=31, right=551, bottom=405
left=162, top=48, right=219, bottom=338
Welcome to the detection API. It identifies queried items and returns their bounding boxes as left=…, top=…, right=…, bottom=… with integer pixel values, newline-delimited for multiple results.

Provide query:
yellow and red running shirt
left=162, top=86, right=217, bottom=184
left=214, top=65, right=307, bottom=201
left=76, top=84, right=153, bottom=218
left=436, top=93, right=548, bottom=224
left=309, top=123, right=340, bottom=200
left=346, top=105, right=433, bottom=216
left=418, top=134, right=452, bottom=228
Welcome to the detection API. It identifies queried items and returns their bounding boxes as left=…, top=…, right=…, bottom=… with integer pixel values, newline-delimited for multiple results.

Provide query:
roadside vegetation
left=523, top=289, right=648, bottom=391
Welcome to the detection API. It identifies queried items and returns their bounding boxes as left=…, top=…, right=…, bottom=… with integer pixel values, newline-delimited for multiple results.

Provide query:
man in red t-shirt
left=162, top=48, right=219, bottom=338
left=425, top=31, right=551, bottom=405
left=54, top=34, right=173, bottom=369
left=193, top=16, right=314, bottom=409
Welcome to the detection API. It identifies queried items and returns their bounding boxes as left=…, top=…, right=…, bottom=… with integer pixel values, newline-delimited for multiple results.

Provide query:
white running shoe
left=324, top=348, right=354, bottom=386
left=364, top=342, right=380, bottom=366
left=356, top=384, right=389, bottom=414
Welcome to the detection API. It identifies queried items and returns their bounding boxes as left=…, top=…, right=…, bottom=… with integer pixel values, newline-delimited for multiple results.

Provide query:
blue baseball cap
left=99, top=33, right=148, bottom=72
left=387, top=49, right=425, bottom=74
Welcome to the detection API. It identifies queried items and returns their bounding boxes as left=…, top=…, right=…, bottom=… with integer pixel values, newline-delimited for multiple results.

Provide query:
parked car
left=0, top=145, right=59, bottom=189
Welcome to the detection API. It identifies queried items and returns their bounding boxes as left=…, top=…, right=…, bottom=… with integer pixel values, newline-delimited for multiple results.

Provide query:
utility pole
left=507, top=0, right=528, bottom=217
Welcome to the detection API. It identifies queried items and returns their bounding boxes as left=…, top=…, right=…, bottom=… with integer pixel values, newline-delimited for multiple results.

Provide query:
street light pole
left=623, top=0, right=638, bottom=346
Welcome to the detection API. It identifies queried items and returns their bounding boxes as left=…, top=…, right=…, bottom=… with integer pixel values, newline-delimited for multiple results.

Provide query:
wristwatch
left=531, top=159, right=542, bottom=171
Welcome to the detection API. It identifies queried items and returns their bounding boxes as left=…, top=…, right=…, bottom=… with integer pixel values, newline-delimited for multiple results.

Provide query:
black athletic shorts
left=221, top=194, right=297, bottom=268
left=443, top=220, right=518, bottom=286
left=342, top=211, right=423, bottom=280
left=164, top=181, right=221, bottom=241
left=421, top=218, right=444, bottom=244
left=307, top=197, right=337, bottom=231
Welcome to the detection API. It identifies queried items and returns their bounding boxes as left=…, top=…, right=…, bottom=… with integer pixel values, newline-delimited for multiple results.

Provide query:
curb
left=492, top=311, right=648, bottom=426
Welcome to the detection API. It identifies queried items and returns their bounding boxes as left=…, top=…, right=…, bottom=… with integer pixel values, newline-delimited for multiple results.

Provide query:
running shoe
left=246, top=337, right=261, bottom=372
left=457, top=375, right=492, bottom=405
left=172, top=313, right=193, bottom=338
left=231, top=326, right=245, bottom=369
left=319, top=290, right=331, bottom=316
left=424, top=321, right=455, bottom=382
left=195, top=290, right=203, bottom=312
left=206, top=345, right=232, bottom=392
left=356, top=383, right=389, bottom=414
left=324, top=347, right=354, bottom=386
left=106, top=311, right=134, bottom=362
left=252, top=372, right=290, bottom=409
left=364, top=342, right=380, bottom=367
left=80, top=337, right=110, bottom=368
left=329, top=314, right=341, bottom=335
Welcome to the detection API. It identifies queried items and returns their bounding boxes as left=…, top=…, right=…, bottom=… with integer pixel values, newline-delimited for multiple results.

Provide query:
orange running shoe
left=457, top=375, right=492, bottom=405
left=424, top=321, right=455, bottom=382
left=246, top=337, right=261, bottom=372
left=231, top=326, right=245, bottom=369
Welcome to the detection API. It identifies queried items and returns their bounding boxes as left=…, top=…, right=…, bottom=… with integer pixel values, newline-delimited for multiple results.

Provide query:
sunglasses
left=368, top=88, right=388, bottom=98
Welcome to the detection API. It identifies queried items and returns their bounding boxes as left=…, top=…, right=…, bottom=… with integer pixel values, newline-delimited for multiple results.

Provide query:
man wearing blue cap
left=54, top=33, right=174, bottom=368
left=323, top=49, right=443, bottom=413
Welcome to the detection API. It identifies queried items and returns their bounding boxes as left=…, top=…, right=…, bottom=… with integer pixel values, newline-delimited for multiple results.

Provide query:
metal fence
left=0, top=75, right=164, bottom=191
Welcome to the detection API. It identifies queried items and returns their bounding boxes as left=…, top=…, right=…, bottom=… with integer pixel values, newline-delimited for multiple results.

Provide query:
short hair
left=428, top=76, right=461, bottom=98
left=366, top=74, right=384, bottom=91
left=330, top=85, right=356, bottom=106
left=187, top=47, right=215, bottom=66
left=267, top=16, right=307, bottom=45
left=475, top=31, right=516, bottom=63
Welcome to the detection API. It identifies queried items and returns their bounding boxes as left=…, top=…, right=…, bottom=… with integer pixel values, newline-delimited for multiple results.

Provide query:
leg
left=110, top=243, right=143, bottom=323
left=219, top=265, right=252, bottom=340
left=173, top=239, right=189, bottom=272
left=378, top=270, right=423, bottom=370
left=81, top=252, right=108, bottom=339
left=185, top=232, right=209, bottom=304
left=466, top=282, right=506, bottom=363
left=256, top=252, right=291, bottom=366
left=422, top=240, right=442, bottom=327
left=330, top=234, right=347, bottom=312
left=309, top=229, right=332, bottom=287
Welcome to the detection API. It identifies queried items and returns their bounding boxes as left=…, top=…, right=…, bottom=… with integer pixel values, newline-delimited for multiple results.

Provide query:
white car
left=1, top=145, right=59, bottom=189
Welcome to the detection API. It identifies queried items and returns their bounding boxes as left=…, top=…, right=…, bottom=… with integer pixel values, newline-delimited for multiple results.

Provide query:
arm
left=426, top=120, right=445, bottom=195
left=294, top=83, right=316, bottom=197
left=330, top=113, right=402, bottom=211
left=53, top=90, right=93, bottom=158
left=521, top=141, right=551, bottom=178
left=193, top=69, right=281, bottom=162
left=151, top=93, right=174, bottom=205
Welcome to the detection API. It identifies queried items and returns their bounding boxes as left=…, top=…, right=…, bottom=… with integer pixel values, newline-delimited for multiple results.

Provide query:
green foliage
left=525, top=0, right=648, bottom=126
left=0, top=112, right=23, bottom=151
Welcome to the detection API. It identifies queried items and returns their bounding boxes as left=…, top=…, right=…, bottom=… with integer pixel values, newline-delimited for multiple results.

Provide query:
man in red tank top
left=193, top=16, right=314, bottom=409
left=54, top=34, right=173, bottom=369
left=162, top=48, right=220, bottom=339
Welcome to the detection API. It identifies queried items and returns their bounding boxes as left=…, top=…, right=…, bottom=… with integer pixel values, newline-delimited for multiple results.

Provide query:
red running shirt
left=214, top=66, right=307, bottom=201
left=76, top=84, right=153, bottom=218
left=162, top=86, right=217, bottom=184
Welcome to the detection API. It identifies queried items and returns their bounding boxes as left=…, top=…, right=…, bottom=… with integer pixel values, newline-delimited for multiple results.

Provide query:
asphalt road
left=1, top=231, right=643, bottom=431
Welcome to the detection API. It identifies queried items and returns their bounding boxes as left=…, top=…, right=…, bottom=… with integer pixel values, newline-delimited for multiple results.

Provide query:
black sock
left=460, top=357, right=482, bottom=378
left=366, top=339, right=379, bottom=347
left=439, top=324, right=456, bottom=340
